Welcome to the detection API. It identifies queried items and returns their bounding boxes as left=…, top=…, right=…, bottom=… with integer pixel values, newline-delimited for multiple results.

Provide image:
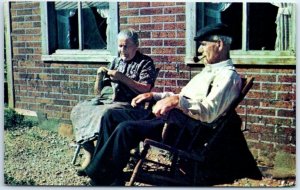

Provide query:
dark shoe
left=88, top=178, right=112, bottom=186
left=77, top=169, right=87, bottom=177
left=110, top=177, right=125, bottom=186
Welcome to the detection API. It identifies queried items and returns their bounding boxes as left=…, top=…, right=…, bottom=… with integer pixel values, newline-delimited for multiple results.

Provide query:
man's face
left=118, top=38, right=138, bottom=62
left=197, top=40, right=220, bottom=64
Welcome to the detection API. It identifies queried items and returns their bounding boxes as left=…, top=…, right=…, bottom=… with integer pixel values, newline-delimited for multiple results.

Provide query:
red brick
left=164, top=22, right=185, bottom=30
left=16, top=35, right=40, bottom=41
left=27, top=55, right=41, bottom=60
left=128, top=2, right=150, bottom=8
left=177, top=79, right=189, bottom=86
left=164, top=39, right=185, bottom=46
left=278, top=109, right=296, bottom=118
left=167, top=56, right=185, bottom=63
left=32, top=8, right=40, bottom=15
left=278, top=75, right=296, bottom=83
left=247, top=91, right=276, bottom=99
left=152, top=47, right=176, bottom=55
left=17, top=9, right=32, bottom=16
left=45, top=105, right=62, bottom=111
left=152, top=31, right=175, bottom=38
left=44, top=81, right=60, bottom=87
left=177, top=47, right=185, bottom=54
left=140, top=23, right=163, bottom=30
left=139, top=48, right=151, bottom=54
left=12, top=29, right=25, bottom=34
left=13, top=42, right=26, bottom=47
left=139, top=31, right=151, bottom=38
left=19, top=48, right=34, bottom=54
left=152, top=15, right=175, bottom=22
left=25, top=28, right=40, bottom=35
left=128, top=16, right=151, bottom=24
left=260, top=69, right=294, bottom=74
left=176, top=14, right=185, bottom=22
left=24, top=15, right=40, bottom=22
left=164, top=7, right=185, bottom=14
left=24, top=2, right=40, bottom=9
left=140, top=39, right=163, bottom=47
left=119, top=17, right=127, bottom=24
left=151, top=2, right=175, bottom=7
left=278, top=92, right=296, bottom=101
left=33, top=22, right=41, bottom=27
left=79, top=69, right=95, bottom=75
left=261, top=100, right=293, bottom=109
left=262, top=83, right=293, bottom=92
left=70, top=75, right=88, bottom=82
left=249, top=124, right=274, bottom=134
left=120, top=24, right=139, bottom=31
left=11, top=3, right=25, bottom=9
left=140, top=8, right=163, bottom=15
left=176, top=2, right=186, bottom=6
left=120, top=9, right=139, bottom=16
left=248, top=107, right=275, bottom=116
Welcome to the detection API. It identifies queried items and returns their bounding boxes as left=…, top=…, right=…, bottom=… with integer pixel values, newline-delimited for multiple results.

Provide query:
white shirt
left=153, top=59, right=242, bottom=123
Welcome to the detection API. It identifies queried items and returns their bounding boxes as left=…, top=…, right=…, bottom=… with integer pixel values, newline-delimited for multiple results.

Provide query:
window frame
left=185, top=2, right=296, bottom=66
left=40, top=2, right=119, bottom=63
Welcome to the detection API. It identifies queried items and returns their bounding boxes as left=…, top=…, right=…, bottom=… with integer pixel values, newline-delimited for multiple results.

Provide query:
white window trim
left=185, top=2, right=296, bottom=66
left=40, top=2, right=118, bottom=63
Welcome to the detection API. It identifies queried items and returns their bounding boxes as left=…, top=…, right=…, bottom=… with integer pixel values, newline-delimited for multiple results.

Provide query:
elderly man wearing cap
left=81, top=23, right=262, bottom=186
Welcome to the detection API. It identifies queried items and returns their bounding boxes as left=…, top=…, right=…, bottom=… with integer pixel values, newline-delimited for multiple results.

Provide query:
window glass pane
left=248, top=3, right=278, bottom=50
left=196, top=2, right=285, bottom=51
left=82, top=2, right=108, bottom=49
left=196, top=2, right=242, bottom=50
left=220, top=3, right=242, bottom=50
left=55, top=2, right=79, bottom=49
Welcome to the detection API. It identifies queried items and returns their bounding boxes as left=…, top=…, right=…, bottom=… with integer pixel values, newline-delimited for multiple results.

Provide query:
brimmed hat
left=194, top=23, right=231, bottom=41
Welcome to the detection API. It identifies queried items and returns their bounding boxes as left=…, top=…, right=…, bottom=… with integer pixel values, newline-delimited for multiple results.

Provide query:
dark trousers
left=85, top=108, right=201, bottom=184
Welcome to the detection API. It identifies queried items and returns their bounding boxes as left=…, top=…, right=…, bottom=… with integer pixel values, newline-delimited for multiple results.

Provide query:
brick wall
left=8, top=2, right=296, bottom=165
left=10, top=2, right=105, bottom=122
left=236, top=67, right=296, bottom=161
left=119, top=2, right=189, bottom=94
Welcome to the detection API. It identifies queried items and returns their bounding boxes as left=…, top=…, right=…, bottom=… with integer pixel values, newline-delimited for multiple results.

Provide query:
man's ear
left=218, top=40, right=224, bottom=51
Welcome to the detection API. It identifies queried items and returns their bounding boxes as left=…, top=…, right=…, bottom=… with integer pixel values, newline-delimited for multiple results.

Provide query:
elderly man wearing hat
left=81, top=23, right=262, bottom=186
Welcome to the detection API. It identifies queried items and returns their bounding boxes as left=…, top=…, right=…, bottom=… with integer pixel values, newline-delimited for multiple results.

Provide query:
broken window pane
left=55, top=2, right=78, bottom=49
left=196, top=2, right=295, bottom=51
left=82, top=2, right=108, bottom=49
left=52, top=1, right=108, bottom=50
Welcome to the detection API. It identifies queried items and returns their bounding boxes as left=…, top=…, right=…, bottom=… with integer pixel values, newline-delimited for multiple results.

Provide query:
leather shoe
left=88, top=178, right=112, bottom=186
left=77, top=169, right=87, bottom=177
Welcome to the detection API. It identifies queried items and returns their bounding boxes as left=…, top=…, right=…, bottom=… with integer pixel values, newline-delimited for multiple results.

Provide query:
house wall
left=8, top=2, right=296, bottom=165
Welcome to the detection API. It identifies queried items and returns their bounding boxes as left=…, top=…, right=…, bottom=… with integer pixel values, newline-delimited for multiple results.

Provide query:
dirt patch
left=3, top=126, right=296, bottom=187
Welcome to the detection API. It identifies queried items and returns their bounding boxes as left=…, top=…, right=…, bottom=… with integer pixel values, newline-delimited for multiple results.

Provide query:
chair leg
left=128, top=159, right=143, bottom=186
left=72, top=144, right=81, bottom=165
left=128, top=143, right=150, bottom=186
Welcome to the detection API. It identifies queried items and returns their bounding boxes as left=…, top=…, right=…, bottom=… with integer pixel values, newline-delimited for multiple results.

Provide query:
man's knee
left=102, top=108, right=119, bottom=121
left=115, top=121, right=132, bottom=133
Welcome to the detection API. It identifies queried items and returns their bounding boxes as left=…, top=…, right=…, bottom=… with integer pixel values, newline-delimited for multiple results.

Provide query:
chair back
left=151, top=67, right=161, bottom=89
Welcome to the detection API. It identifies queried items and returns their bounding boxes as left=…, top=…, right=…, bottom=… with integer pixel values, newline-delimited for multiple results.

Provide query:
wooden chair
left=71, top=67, right=161, bottom=165
left=127, top=77, right=257, bottom=186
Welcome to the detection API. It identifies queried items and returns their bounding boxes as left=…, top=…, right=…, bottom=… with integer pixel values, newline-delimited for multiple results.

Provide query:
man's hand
left=131, top=92, right=153, bottom=107
left=152, top=95, right=179, bottom=117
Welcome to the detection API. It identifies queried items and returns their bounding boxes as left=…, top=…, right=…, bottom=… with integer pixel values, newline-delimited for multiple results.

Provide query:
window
left=41, top=1, right=118, bottom=62
left=185, top=2, right=296, bottom=65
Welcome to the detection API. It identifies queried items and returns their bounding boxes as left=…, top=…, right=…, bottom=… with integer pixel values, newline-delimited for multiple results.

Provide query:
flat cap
left=194, top=23, right=231, bottom=41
